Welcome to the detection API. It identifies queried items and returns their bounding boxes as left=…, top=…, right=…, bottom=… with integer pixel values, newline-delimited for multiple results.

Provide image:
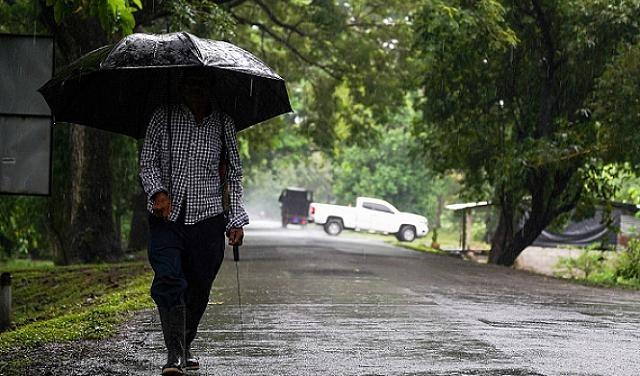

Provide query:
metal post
left=461, top=209, right=467, bottom=251
left=0, top=272, right=11, bottom=332
left=465, top=209, right=474, bottom=251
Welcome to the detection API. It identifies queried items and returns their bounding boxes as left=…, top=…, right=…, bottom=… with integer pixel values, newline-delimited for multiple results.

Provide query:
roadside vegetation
left=0, top=258, right=153, bottom=355
left=554, top=240, right=640, bottom=289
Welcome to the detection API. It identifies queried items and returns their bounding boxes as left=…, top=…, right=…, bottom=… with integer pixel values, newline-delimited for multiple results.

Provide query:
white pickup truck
left=309, top=197, right=429, bottom=242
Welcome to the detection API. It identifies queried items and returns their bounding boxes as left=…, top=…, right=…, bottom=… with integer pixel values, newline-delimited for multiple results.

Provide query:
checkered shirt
left=139, top=104, right=249, bottom=230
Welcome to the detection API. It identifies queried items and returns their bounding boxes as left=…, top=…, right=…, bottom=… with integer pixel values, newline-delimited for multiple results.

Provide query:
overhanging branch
left=214, top=0, right=249, bottom=6
left=252, top=0, right=308, bottom=37
left=231, top=12, right=341, bottom=79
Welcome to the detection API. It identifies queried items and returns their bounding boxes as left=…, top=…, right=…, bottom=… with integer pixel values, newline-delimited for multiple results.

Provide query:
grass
left=0, top=258, right=54, bottom=270
left=333, top=228, right=448, bottom=255
left=0, top=259, right=154, bottom=354
left=336, top=226, right=488, bottom=253
left=554, top=246, right=640, bottom=290
left=386, top=239, right=447, bottom=255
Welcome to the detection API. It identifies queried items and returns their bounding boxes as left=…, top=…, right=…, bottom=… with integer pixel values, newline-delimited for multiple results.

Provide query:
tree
left=36, top=0, right=230, bottom=261
left=35, top=0, right=147, bottom=263
left=414, top=0, right=640, bottom=265
left=1, top=0, right=444, bottom=262
left=223, top=0, right=420, bottom=152
left=331, top=94, right=459, bottom=222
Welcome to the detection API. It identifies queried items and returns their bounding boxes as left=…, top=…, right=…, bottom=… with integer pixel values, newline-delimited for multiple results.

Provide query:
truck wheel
left=324, top=219, right=343, bottom=236
left=398, top=225, right=416, bottom=242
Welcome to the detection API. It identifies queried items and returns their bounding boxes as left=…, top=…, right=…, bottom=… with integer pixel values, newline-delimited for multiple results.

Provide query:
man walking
left=139, top=71, right=249, bottom=376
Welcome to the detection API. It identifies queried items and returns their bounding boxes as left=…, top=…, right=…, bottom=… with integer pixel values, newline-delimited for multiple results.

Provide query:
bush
left=555, top=241, right=640, bottom=288
left=555, top=251, right=607, bottom=279
left=615, top=239, right=640, bottom=282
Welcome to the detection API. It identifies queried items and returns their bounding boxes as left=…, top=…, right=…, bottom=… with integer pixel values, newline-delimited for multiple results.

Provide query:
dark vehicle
left=278, top=188, right=313, bottom=227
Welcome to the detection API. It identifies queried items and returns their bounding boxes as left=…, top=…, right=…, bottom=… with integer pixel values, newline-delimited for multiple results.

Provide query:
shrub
left=555, top=241, right=640, bottom=288
left=555, top=250, right=607, bottom=279
left=615, top=239, right=640, bottom=282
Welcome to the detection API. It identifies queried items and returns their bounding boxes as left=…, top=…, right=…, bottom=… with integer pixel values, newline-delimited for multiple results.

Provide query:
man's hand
left=227, top=227, right=244, bottom=246
left=152, top=191, right=172, bottom=219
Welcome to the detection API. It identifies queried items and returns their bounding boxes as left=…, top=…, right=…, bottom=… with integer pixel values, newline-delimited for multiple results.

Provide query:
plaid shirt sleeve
left=139, top=107, right=167, bottom=212
left=223, top=113, right=250, bottom=230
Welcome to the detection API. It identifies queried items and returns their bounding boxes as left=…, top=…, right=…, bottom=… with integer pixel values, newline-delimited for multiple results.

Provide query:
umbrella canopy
left=39, top=32, right=292, bottom=138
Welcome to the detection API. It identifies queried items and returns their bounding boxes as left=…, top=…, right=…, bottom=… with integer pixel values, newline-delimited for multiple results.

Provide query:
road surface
left=14, top=221, right=640, bottom=375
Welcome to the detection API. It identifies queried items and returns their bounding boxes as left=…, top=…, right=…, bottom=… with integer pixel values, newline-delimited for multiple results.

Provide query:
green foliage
left=555, top=250, right=607, bottom=279
left=614, top=169, right=640, bottom=205
left=615, top=239, right=640, bottom=282
left=160, top=0, right=234, bottom=38
left=389, top=238, right=446, bottom=255
left=555, top=240, right=640, bottom=288
left=0, top=259, right=53, bottom=270
left=110, top=135, right=140, bottom=246
left=0, top=197, right=48, bottom=259
left=592, top=40, right=640, bottom=166
left=44, top=0, right=142, bottom=35
left=242, top=120, right=334, bottom=218
left=228, top=0, right=421, bottom=151
left=332, top=124, right=458, bottom=221
left=414, top=1, right=640, bottom=262
left=0, top=0, right=43, bottom=34
left=2, top=0, right=441, bottom=262
left=414, top=0, right=518, bottom=196
left=582, top=163, right=634, bottom=204
left=0, top=261, right=153, bottom=353
left=431, top=227, right=438, bottom=244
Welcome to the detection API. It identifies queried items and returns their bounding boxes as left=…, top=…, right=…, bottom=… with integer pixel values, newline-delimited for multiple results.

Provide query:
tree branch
left=134, top=1, right=172, bottom=29
left=230, top=12, right=341, bottom=79
left=214, top=0, right=249, bottom=6
left=252, top=0, right=308, bottom=37
left=529, top=0, right=565, bottom=138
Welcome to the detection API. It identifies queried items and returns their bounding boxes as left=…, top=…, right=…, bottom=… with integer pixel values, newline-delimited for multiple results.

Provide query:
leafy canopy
left=414, top=0, right=640, bottom=201
left=45, top=0, right=141, bottom=35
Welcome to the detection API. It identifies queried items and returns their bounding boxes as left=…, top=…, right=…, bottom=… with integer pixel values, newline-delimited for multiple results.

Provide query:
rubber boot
left=184, top=309, right=200, bottom=371
left=158, top=306, right=186, bottom=376
left=184, top=326, right=200, bottom=371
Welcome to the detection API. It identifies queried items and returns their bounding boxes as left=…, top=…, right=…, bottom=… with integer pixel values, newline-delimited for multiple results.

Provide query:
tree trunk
left=489, top=194, right=518, bottom=265
left=128, top=191, right=149, bottom=252
left=47, top=121, right=72, bottom=265
left=434, top=194, right=445, bottom=229
left=489, top=213, right=522, bottom=266
left=128, top=140, right=149, bottom=252
left=45, top=216, right=67, bottom=265
left=464, top=209, right=473, bottom=250
left=490, top=207, right=554, bottom=266
left=68, top=127, right=122, bottom=263
left=488, top=168, right=581, bottom=266
left=39, top=3, right=123, bottom=264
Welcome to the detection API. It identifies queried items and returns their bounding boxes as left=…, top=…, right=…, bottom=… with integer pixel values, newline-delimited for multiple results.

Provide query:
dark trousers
left=147, top=211, right=226, bottom=343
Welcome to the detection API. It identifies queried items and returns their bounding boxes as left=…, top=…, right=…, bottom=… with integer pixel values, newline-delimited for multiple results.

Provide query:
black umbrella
left=38, top=31, right=292, bottom=138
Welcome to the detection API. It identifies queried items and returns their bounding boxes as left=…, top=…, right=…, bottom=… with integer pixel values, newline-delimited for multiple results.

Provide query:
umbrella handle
left=233, top=245, right=240, bottom=262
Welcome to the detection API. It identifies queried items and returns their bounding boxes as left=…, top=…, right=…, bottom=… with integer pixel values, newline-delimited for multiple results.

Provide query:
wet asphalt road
left=16, top=221, right=640, bottom=375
